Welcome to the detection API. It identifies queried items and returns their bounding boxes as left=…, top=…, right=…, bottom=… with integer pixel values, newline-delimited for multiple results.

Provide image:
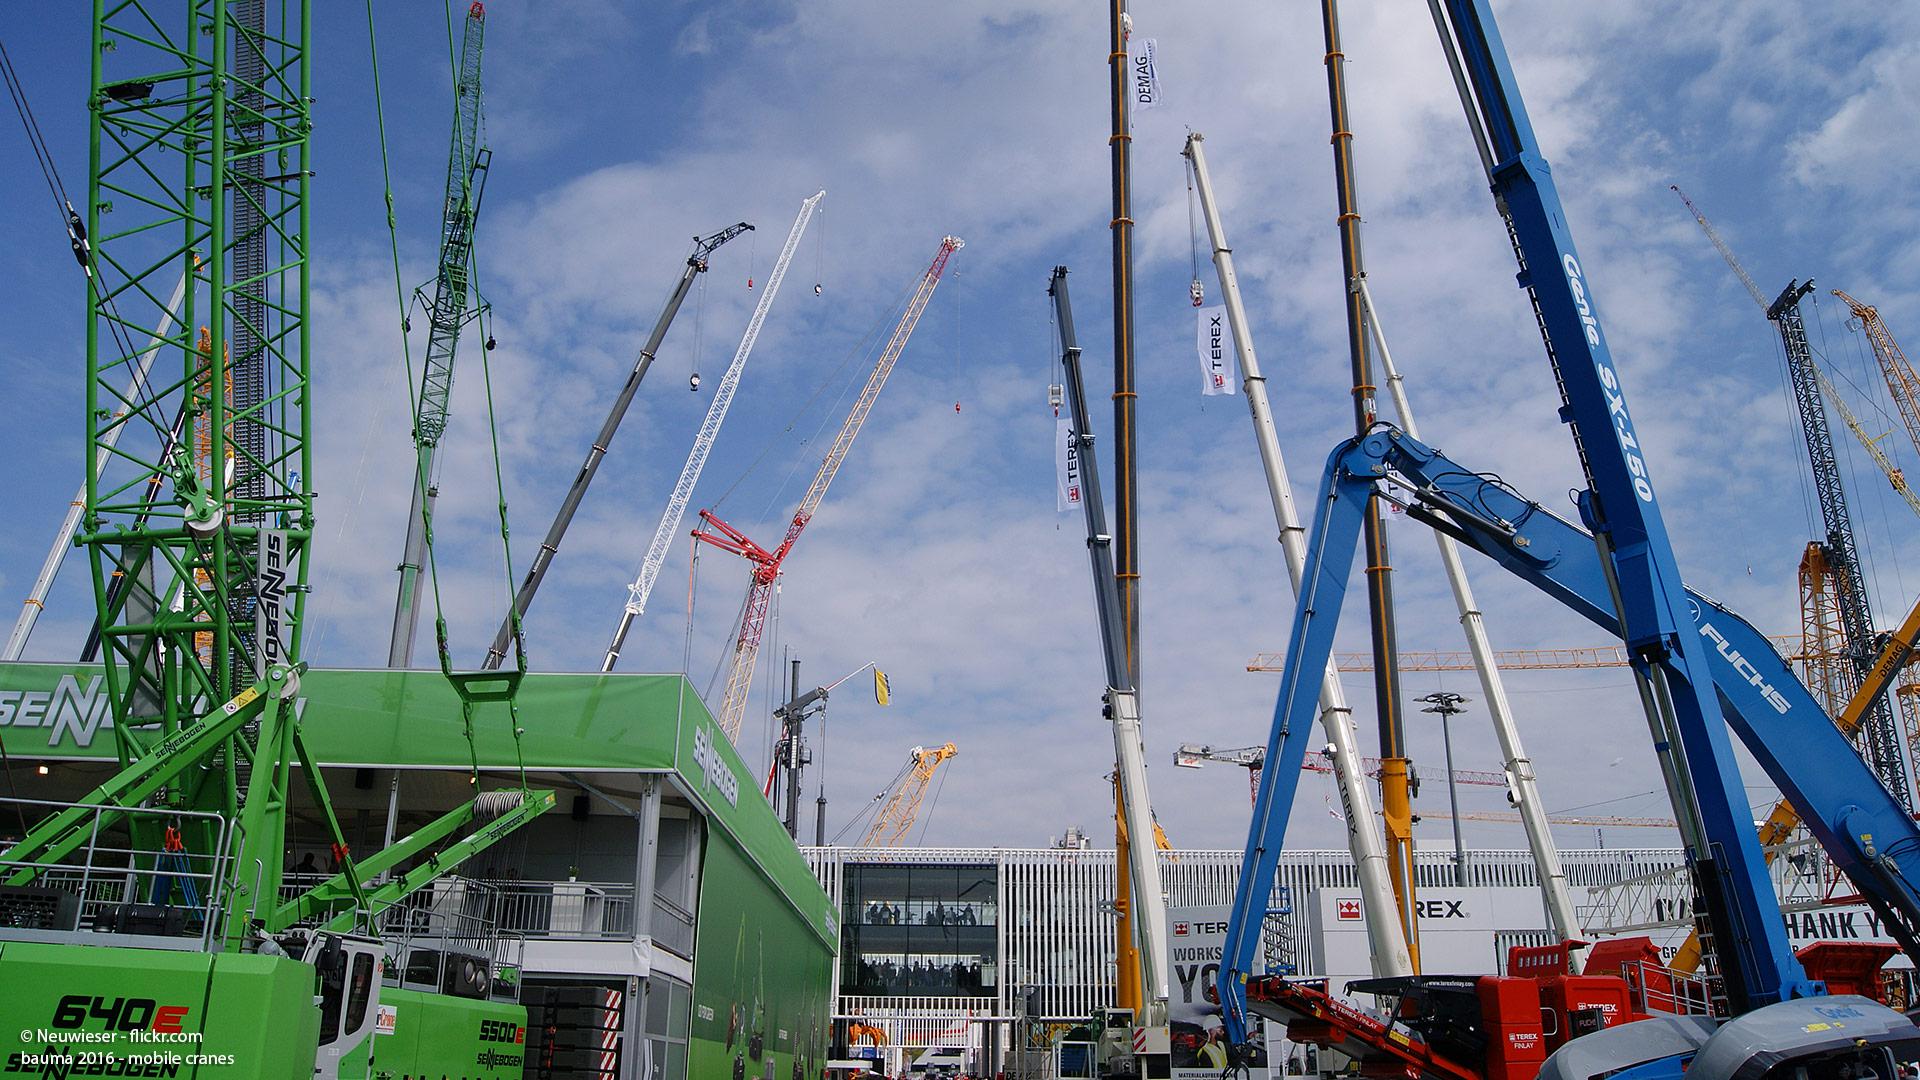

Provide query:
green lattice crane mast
left=56, top=0, right=324, bottom=947
left=1673, top=186, right=1914, bottom=810
left=389, top=1, right=492, bottom=668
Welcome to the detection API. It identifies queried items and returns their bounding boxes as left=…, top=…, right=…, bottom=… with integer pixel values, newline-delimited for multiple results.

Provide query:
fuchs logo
left=693, top=726, right=740, bottom=806
left=1563, top=254, right=1653, bottom=505
left=1691, top=603, right=1792, bottom=715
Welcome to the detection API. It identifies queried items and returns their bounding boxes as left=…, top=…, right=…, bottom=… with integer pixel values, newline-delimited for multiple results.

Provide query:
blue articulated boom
left=1212, top=428, right=1920, bottom=1043
left=1222, top=0, right=1836, bottom=1043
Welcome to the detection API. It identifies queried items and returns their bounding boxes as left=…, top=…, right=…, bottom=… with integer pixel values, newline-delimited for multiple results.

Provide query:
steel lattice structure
left=389, top=2, right=491, bottom=666
left=81, top=0, right=313, bottom=945
left=1770, top=280, right=1911, bottom=809
left=695, top=235, right=962, bottom=743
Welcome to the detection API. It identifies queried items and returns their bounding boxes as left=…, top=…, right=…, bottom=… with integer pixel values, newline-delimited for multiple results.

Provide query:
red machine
left=1244, top=951, right=1656, bottom=1080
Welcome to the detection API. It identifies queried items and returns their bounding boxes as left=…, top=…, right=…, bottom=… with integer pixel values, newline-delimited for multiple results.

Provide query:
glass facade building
left=841, top=863, right=999, bottom=997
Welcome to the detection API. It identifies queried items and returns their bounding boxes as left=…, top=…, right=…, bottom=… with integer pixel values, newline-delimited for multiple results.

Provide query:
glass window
left=841, top=864, right=997, bottom=998
left=345, top=953, right=375, bottom=1033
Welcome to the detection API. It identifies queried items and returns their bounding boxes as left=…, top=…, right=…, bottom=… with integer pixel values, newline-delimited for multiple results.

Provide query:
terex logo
left=692, top=726, right=740, bottom=807
left=1335, top=898, right=1363, bottom=921
left=1414, top=900, right=1468, bottom=919
left=1173, top=922, right=1190, bottom=937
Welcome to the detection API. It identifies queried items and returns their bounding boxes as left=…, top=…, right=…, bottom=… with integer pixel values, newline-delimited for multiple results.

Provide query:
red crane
left=695, top=236, right=963, bottom=743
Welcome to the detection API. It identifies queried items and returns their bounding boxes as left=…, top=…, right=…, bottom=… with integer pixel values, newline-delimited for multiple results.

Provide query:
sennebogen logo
left=0, top=675, right=308, bottom=751
left=692, top=725, right=741, bottom=807
left=0, top=675, right=115, bottom=749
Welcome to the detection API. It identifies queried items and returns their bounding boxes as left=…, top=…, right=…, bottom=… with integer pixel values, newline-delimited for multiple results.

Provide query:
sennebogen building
left=0, top=661, right=835, bottom=1080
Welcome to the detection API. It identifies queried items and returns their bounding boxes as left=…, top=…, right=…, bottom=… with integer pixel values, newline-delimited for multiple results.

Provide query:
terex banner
left=1166, top=904, right=1267, bottom=1080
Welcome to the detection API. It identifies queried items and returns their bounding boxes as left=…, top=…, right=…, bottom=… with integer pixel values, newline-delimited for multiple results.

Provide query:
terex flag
left=1195, top=304, right=1233, bottom=396
left=1166, top=904, right=1267, bottom=1080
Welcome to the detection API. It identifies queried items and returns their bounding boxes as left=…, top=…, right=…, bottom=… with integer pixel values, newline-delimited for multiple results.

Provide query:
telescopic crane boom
left=1180, top=131, right=1413, bottom=977
left=601, top=191, right=823, bottom=671
left=389, top=2, right=492, bottom=667
left=1049, top=265, right=1171, bottom=1011
left=479, top=222, right=751, bottom=669
left=690, top=235, right=962, bottom=742
left=1222, top=9, right=1920, bottom=1076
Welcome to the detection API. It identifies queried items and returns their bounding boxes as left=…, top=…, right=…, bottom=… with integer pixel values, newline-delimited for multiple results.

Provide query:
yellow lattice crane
left=860, top=743, right=958, bottom=847
left=1835, top=289, right=1920, bottom=457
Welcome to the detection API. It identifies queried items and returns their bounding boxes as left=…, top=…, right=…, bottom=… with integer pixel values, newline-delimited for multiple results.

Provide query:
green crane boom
left=390, top=1, right=492, bottom=668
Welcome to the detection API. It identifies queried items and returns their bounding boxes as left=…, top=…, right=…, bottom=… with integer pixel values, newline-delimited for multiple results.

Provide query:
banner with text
left=1129, top=37, right=1161, bottom=112
left=1056, top=415, right=1082, bottom=512
left=1196, top=304, right=1233, bottom=395
left=1167, top=904, right=1268, bottom=1080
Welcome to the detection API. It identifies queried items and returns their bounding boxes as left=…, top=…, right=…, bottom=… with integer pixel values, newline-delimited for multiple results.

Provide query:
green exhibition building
left=0, top=661, right=836, bottom=1080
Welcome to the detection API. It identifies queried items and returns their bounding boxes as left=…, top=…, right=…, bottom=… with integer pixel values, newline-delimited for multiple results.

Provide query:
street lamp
left=1417, top=691, right=1470, bottom=886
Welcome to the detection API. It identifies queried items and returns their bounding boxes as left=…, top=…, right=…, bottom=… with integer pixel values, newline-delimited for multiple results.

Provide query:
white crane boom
left=6, top=271, right=188, bottom=661
left=1358, top=275, right=1585, bottom=967
left=601, top=190, right=824, bottom=670
left=1182, top=132, right=1413, bottom=978
left=698, top=236, right=962, bottom=742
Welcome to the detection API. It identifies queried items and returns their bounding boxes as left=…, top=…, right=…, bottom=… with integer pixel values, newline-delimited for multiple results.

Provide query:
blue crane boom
left=1223, top=0, right=1825, bottom=1041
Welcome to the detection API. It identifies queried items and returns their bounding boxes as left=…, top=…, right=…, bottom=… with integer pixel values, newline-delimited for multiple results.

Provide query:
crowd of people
left=861, top=900, right=988, bottom=926
left=849, top=956, right=991, bottom=996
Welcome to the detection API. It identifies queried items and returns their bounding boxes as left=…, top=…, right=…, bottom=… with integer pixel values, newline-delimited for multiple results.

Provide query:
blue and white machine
left=1219, top=2, right=1920, bottom=1078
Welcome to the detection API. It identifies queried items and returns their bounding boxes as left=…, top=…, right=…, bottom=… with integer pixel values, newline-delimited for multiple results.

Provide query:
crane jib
left=1562, top=254, right=1654, bottom=505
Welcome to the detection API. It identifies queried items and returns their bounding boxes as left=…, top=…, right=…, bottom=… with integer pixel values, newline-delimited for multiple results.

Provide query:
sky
left=2, top=2, right=1919, bottom=857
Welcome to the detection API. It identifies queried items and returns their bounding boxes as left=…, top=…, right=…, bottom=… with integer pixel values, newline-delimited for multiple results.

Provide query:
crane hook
left=814, top=283, right=823, bottom=297
left=1190, top=280, right=1206, bottom=307
left=689, top=372, right=702, bottom=392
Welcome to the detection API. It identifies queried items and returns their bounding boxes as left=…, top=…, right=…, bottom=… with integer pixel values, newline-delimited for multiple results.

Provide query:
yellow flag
left=874, top=668, right=891, bottom=706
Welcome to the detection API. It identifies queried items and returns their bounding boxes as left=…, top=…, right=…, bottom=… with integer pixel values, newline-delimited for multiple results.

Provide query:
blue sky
left=2, top=2, right=1919, bottom=855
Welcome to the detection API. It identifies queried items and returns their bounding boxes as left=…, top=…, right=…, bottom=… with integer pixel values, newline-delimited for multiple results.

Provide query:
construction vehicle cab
left=1541, top=997, right=1920, bottom=1080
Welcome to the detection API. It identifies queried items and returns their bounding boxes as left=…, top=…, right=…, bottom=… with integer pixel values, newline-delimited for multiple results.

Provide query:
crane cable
left=364, top=0, right=527, bottom=790
left=1184, top=145, right=1204, bottom=306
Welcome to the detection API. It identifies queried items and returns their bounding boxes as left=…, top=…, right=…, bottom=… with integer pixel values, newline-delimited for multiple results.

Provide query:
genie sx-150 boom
left=1218, top=3, right=1920, bottom=1080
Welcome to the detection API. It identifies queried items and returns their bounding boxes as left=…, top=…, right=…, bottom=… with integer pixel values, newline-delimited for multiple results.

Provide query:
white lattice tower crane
left=602, top=190, right=824, bottom=671
left=862, top=743, right=958, bottom=847
left=693, top=235, right=963, bottom=742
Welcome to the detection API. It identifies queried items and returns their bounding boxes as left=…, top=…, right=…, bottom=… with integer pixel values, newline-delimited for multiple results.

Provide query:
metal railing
left=0, top=797, right=233, bottom=951
left=485, top=878, right=636, bottom=940
left=1621, top=958, right=1725, bottom=1018
left=369, top=877, right=526, bottom=1003
left=652, top=890, right=695, bottom=957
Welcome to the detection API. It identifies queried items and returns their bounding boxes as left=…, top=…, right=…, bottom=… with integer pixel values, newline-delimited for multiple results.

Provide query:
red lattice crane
left=696, top=236, right=963, bottom=743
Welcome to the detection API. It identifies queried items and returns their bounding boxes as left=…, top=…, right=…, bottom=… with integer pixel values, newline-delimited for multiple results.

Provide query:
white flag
left=1056, top=415, right=1083, bottom=513
left=1128, top=37, right=1161, bottom=112
left=1196, top=304, right=1233, bottom=396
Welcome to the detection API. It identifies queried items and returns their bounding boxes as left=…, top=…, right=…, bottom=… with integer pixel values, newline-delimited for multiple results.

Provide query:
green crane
left=5, top=0, right=546, bottom=947
left=390, top=0, right=493, bottom=668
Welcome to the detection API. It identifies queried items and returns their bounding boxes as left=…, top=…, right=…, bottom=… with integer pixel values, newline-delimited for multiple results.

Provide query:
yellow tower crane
left=860, top=743, right=959, bottom=847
